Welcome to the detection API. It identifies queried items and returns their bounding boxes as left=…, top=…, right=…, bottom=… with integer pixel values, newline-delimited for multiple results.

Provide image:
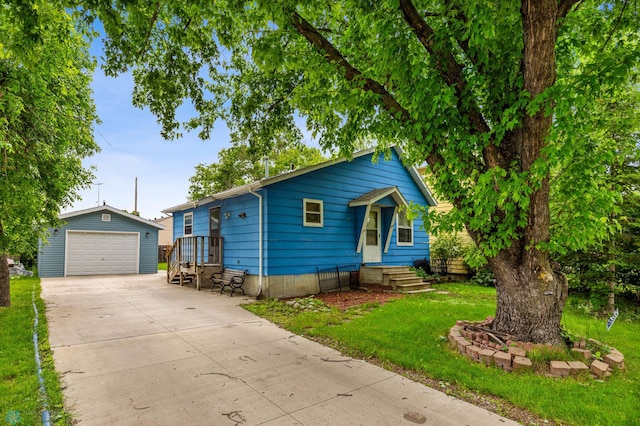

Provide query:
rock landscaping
left=449, top=317, right=625, bottom=379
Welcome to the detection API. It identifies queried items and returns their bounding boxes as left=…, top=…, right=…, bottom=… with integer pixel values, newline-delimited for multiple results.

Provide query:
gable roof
left=59, top=205, right=165, bottom=229
left=163, top=146, right=436, bottom=214
left=348, top=186, right=408, bottom=207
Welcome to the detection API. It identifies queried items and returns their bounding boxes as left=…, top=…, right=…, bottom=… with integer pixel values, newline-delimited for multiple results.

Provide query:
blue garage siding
left=263, top=150, right=430, bottom=275
left=38, top=208, right=160, bottom=277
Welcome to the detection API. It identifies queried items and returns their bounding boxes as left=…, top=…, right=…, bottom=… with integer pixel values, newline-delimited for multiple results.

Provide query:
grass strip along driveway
left=0, top=277, right=70, bottom=425
left=244, top=284, right=640, bottom=426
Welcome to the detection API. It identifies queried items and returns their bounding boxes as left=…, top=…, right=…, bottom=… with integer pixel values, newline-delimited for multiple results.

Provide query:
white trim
left=249, top=189, right=263, bottom=296
left=356, top=204, right=372, bottom=253
left=384, top=206, right=399, bottom=253
left=348, top=186, right=408, bottom=207
left=183, top=212, right=194, bottom=236
left=362, top=207, right=382, bottom=263
left=60, top=205, right=164, bottom=229
left=303, top=198, right=324, bottom=227
left=396, top=211, right=414, bottom=246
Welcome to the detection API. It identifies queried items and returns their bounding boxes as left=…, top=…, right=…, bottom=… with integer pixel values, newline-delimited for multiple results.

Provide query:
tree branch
left=136, top=1, right=161, bottom=61
left=289, top=11, right=445, bottom=168
left=290, top=12, right=412, bottom=124
left=399, top=0, right=500, bottom=169
left=444, top=2, right=478, bottom=68
left=557, top=0, right=582, bottom=22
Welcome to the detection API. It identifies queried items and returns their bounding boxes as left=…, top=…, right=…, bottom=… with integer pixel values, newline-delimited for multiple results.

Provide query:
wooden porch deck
left=167, top=236, right=223, bottom=290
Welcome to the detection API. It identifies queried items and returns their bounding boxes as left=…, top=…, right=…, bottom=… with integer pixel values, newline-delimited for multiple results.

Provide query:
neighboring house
left=154, top=216, right=174, bottom=261
left=163, top=147, right=437, bottom=298
left=38, top=205, right=164, bottom=277
left=418, top=166, right=472, bottom=275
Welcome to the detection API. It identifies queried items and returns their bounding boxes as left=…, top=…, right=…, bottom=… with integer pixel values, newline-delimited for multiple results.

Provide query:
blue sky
left=66, top=32, right=328, bottom=220
left=65, top=61, right=232, bottom=220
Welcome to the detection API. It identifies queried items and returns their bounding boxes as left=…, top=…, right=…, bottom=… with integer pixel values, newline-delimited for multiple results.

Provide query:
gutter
left=248, top=188, right=263, bottom=298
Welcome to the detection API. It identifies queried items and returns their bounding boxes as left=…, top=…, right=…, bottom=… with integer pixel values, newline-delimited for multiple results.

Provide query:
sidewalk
left=42, top=273, right=517, bottom=425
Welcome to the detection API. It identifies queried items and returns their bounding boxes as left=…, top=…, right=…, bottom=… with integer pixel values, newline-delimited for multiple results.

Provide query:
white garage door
left=66, top=231, right=139, bottom=276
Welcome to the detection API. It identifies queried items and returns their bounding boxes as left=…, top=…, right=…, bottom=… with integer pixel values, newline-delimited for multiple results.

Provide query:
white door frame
left=363, top=207, right=382, bottom=263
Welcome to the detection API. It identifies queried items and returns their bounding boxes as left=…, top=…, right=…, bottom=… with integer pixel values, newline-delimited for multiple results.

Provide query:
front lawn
left=0, top=277, right=71, bottom=425
left=244, top=283, right=640, bottom=425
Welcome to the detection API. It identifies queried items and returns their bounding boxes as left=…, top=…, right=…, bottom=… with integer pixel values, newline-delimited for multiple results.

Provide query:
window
left=397, top=212, right=413, bottom=245
left=184, top=212, right=193, bottom=236
left=303, top=199, right=323, bottom=227
left=101, top=214, right=111, bottom=222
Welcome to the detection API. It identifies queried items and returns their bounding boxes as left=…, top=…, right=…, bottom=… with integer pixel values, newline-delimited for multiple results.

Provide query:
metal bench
left=210, top=268, right=247, bottom=296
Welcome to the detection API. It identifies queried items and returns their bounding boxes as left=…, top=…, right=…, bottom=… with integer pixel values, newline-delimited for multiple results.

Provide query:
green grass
left=157, top=262, right=167, bottom=271
left=0, top=276, right=71, bottom=425
left=244, top=283, right=640, bottom=426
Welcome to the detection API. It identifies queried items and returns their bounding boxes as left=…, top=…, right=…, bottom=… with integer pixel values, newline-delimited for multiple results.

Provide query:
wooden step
left=170, top=273, right=195, bottom=284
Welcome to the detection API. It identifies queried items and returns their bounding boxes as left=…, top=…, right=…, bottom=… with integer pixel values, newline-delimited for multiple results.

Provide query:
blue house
left=163, top=147, right=436, bottom=298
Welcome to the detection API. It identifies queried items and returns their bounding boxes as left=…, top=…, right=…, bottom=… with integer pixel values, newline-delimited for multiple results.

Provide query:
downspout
left=249, top=188, right=263, bottom=298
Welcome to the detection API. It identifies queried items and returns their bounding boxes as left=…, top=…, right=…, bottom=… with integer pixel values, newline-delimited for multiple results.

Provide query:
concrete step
left=389, top=276, right=423, bottom=285
left=383, top=271, right=418, bottom=286
left=396, top=281, right=432, bottom=293
left=402, top=288, right=438, bottom=294
left=389, top=277, right=425, bottom=290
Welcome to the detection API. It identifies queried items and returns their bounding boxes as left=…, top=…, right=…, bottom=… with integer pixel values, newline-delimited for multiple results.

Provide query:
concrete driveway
left=42, top=273, right=516, bottom=426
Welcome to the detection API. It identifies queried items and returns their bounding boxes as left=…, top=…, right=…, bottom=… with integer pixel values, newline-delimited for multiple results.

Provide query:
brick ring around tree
left=449, top=318, right=624, bottom=379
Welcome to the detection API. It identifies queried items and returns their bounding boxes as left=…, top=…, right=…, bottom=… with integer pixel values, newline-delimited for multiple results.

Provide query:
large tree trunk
left=488, top=1, right=568, bottom=345
left=490, top=250, right=568, bottom=345
left=0, top=253, right=10, bottom=307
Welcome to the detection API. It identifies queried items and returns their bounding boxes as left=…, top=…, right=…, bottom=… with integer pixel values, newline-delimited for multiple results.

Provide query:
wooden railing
left=167, top=236, right=223, bottom=289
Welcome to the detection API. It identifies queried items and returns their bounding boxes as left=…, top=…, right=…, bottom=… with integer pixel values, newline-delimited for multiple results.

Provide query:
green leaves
left=0, top=1, right=99, bottom=256
left=187, top=143, right=325, bottom=200
left=76, top=0, right=639, bottom=267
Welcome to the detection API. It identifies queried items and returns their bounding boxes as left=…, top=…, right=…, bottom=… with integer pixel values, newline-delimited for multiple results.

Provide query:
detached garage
left=38, top=205, right=165, bottom=277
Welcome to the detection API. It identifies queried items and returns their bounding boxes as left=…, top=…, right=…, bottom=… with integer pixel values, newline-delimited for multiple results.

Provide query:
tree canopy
left=188, top=143, right=326, bottom=200
left=79, top=0, right=639, bottom=343
left=0, top=1, right=99, bottom=305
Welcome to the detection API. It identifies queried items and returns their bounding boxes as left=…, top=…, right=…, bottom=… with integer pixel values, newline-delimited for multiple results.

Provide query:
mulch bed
left=312, top=290, right=406, bottom=310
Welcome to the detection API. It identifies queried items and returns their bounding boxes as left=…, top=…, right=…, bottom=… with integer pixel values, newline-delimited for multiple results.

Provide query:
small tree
left=430, top=232, right=466, bottom=274
left=188, top=143, right=326, bottom=200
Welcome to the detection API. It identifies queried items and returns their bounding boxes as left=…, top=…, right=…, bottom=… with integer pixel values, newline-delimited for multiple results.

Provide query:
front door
left=209, top=207, right=221, bottom=263
left=363, top=207, right=382, bottom=263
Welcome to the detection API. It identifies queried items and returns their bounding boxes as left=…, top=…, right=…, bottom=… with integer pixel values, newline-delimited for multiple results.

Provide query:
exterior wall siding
left=263, top=150, right=430, bottom=275
left=168, top=150, right=432, bottom=288
left=172, top=194, right=260, bottom=273
left=38, top=209, right=160, bottom=277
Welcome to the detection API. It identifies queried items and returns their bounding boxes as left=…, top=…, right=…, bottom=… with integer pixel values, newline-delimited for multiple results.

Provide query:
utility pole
left=95, top=182, right=103, bottom=205
left=134, top=177, right=138, bottom=215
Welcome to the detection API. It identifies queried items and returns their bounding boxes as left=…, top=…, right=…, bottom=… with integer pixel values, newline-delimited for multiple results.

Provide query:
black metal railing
left=317, top=264, right=360, bottom=292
